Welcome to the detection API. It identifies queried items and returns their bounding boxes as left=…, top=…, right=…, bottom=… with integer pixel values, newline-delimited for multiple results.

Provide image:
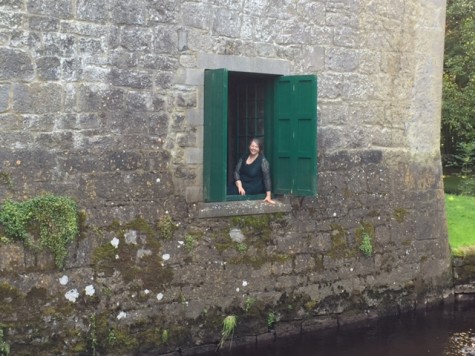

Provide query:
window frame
left=203, top=68, right=317, bottom=203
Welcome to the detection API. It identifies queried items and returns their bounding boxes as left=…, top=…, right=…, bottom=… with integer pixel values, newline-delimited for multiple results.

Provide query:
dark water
left=216, top=300, right=475, bottom=356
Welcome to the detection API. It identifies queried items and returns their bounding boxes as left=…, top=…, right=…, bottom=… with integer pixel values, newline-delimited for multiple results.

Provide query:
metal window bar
left=234, top=81, right=265, bottom=160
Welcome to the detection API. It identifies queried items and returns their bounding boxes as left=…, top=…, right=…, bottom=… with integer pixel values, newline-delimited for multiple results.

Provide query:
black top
left=232, top=154, right=271, bottom=195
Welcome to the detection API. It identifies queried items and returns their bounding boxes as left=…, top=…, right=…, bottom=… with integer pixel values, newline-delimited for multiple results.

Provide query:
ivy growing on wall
left=0, top=194, right=79, bottom=269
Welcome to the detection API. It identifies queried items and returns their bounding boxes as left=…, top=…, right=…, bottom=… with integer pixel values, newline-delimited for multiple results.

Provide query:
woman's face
left=249, top=141, right=260, bottom=155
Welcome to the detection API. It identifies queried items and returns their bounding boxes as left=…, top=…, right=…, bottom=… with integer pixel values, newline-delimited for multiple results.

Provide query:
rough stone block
left=78, top=37, right=104, bottom=55
left=27, top=0, right=72, bottom=18
left=0, top=85, right=9, bottom=112
left=28, top=16, right=59, bottom=31
left=110, top=0, right=146, bottom=25
left=0, top=11, right=23, bottom=29
left=182, top=2, right=210, bottom=30
left=0, top=0, right=23, bottom=10
left=0, top=48, right=34, bottom=81
left=13, top=83, right=63, bottom=114
left=76, top=0, right=109, bottom=21
left=153, top=25, right=178, bottom=53
left=121, top=27, right=152, bottom=51
left=0, top=244, right=24, bottom=272
left=34, top=131, right=75, bottom=150
left=43, top=32, right=76, bottom=57
left=108, top=68, right=153, bottom=89
left=36, top=56, right=61, bottom=80
left=22, top=114, right=54, bottom=131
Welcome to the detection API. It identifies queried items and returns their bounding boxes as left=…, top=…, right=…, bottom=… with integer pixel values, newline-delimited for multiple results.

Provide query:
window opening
left=227, top=72, right=271, bottom=186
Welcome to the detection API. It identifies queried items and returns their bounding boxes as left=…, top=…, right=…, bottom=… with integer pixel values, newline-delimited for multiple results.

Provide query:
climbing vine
left=0, top=194, right=79, bottom=269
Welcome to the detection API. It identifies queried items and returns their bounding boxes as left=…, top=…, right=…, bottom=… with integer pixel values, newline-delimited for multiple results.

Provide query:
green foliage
left=235, top=242, right=248, bottom=254
left=87, top=313, right=98, bottom=356
left=442, top=0, right=475, bottom=155
left=454, top=141, right=475, bottom=195
left=161, top=329, right=169, bottom=344
left=446, top=194, right=475, bottom=252
left=0, top=328, right=9, bottom=356
left=359, top=232, right=373, bottom=257
left=243, top=297, right=256, bottom=313
left=218, top=315, right=237, bottom=350
left=184, top=234, right=196, bottom=251
left=0, top=327, right=9, bottom=356
left=157, top=215, right=176, bottom=240
left=0, top=194, right=79, bottom=269
left=267, top=311, right=277, bottom=329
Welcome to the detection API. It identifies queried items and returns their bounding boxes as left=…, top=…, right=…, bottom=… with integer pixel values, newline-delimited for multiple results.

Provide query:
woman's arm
left=234, top=158, right=245, bottom=195
left=261, top=158, right=275, bottom=203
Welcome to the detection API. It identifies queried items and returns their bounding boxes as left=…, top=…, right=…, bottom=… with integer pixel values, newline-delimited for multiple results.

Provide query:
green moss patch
left=0, top=194, right=79, bottom=269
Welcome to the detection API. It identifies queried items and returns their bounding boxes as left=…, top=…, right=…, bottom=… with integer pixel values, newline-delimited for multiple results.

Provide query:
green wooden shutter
left=273, top=75, right=317, bottom=196
left=203, top=69, right=228, bottom=202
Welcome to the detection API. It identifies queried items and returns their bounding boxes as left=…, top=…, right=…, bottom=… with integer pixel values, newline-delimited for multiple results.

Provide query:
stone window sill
left=192, top=197, right=292, bottom=218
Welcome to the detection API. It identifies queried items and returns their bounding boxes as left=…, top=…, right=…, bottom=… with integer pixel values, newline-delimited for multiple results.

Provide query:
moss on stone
left=393, top=208, right=408, bottom=223
left=93, top=218, right=172, bottom=290
left=0, top=282, right=24, bottom=314
left=230, top=214, right=273, bottom=243
left=314, top=254, right=324, bottom=272
left=0, top=172, right=12, bottom=188
left=92, top=242, right=117, bottom=276
left=328, top=224, right=356, bottom=259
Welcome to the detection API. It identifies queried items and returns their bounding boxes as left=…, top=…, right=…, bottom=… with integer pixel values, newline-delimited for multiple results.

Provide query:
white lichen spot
left=162, top=253, right=170, bottom=261
left=59, top=275, right=69, bottom=285
left=111, top=237, right=120, bottom=248
left=177, top=241, right=184, bottom=248
left=115, top=254, right=119, bottom=260
left=242, top=280, right=248, bottom=287
left=333, top=212, right=337, bottom=217
left=156, top=178, right=161, bottom=183
left=236, top=287, right=240, bottom=292
left=85, top=285, right=95, bottom=296
left=229, top=228, right=245, bottom=243
left=350, top=268, right=354, bottom=272
left=144, top=289, right=150, bottom=295
left=157, top=293, right=164, bottom=301
left=124, top=230, right=138, bottom=245
left=65, top=289, right=79, bottom=303
left=117, top=311, right=127, bottom=320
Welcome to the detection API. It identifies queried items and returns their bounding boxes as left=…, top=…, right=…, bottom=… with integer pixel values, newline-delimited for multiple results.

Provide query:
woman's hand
left=264, top=192, right=275, bottom=204
left=236, top=180, right=245, bottom=195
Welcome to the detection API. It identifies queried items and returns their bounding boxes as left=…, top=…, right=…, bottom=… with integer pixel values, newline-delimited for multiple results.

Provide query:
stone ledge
left=192, top=198, right=292, bottom=218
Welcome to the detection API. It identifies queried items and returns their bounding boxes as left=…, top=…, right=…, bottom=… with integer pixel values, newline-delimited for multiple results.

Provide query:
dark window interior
left=227, top=72, right=274, bottom=184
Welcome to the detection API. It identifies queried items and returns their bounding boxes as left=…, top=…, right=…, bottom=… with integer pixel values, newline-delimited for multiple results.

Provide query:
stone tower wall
left=0, top=0, right=451, bottom=354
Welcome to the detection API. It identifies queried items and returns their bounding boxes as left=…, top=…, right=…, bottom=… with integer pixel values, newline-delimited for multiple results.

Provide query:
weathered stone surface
left=12, top=83, right=63, bottom=113
left=27, top=0, right=73, bottom=18
left=76, top=0, right=109, bottom=21
left=0, top=48, right=34, bottom=80
left=0, top=85, right=9, bottom=112
left=36, top=56, right=61, bottom=80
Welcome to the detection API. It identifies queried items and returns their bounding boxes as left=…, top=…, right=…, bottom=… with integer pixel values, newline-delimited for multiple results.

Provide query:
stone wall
left=0, top=0, right=452, bottom=355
